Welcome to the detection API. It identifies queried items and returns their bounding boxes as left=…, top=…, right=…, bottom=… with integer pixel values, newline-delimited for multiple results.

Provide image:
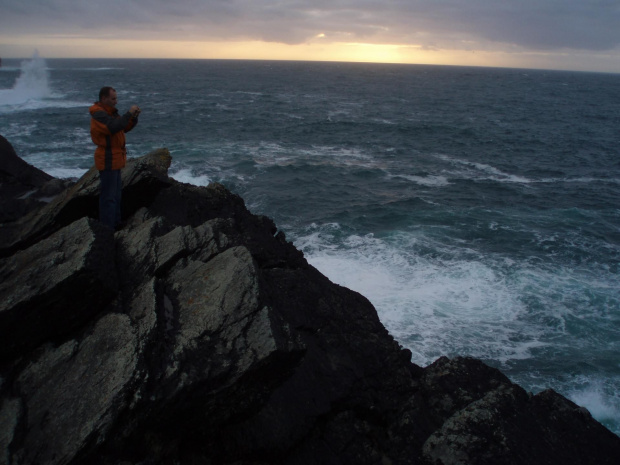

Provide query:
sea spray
left=0, top=51, right=51, bottom=107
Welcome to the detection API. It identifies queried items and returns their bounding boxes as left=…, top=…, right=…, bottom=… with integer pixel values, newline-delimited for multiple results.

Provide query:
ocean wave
left=0, top=53, right=50, bottom=106
left=44, top=167, right=89, bottom=179
left=436, top=154, right=533, bottom=183
left=248, top=142, right=379, bottom=170
left=166, top=149, right=249, bottom=187
left=293, top=223, right=620, bottom=367
left=234, top=91, right=264, bottom=96
left=293, top=224, right=545, bottom=364
left=170, top=168, right=212, bottom=187
left=0, top=95, right=89, bottom=113
left=2, top=122, right=38, bottom=138
left=391, top=174, right=451, bottom=187
left=371, top=118, right=397, bottom=125
left=512, top=369, right=620, bottom=434
left=0, top=54, right=90, bottom=113
left=77, top=67, right=124, bottom=71
left=550, top=177, right=620, bottom=185
left=568, top=377, right=620, bottom=429
left=433, top=155, right=620, bottom=187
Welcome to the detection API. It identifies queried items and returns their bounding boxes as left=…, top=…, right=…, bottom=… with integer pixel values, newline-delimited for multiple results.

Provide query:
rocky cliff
left=1, top=138, right=619, bottom=465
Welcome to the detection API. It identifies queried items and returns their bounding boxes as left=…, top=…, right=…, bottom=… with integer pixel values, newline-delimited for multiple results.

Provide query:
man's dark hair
left=99, top=86, right=116, bottom=101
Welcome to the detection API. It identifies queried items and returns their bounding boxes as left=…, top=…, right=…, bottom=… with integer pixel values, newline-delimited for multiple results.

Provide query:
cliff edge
left=1, top=139, right=619, bottom=465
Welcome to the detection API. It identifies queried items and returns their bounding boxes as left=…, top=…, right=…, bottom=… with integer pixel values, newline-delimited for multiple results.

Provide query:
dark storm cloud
left=2, top=0, right=619, bottom=51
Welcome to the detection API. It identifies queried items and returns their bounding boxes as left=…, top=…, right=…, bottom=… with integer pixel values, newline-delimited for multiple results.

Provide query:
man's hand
left=130, top=105, right=141, bottom=117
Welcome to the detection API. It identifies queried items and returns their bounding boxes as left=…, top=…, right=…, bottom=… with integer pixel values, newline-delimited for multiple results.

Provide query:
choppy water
left=1, top=56, right=619, bottom=434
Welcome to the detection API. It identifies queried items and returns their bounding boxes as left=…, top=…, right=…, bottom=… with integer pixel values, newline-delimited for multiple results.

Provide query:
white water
left=292, top=222, right=620, bottom=433
left=0, top=51, right=52, bottom=108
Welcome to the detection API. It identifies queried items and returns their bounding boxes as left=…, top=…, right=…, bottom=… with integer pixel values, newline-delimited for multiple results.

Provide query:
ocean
left=1, top=55, right=619, bottom=435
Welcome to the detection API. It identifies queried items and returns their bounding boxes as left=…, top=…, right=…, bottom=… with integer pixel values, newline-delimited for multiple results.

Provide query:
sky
left=1, top=0, right=620, bottom=73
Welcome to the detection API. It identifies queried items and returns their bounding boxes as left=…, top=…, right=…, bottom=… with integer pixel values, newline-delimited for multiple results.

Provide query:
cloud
left=1, top=0, right=619, bottom=52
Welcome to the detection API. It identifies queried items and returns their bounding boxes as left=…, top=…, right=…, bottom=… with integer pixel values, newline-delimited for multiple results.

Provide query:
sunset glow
left=1, top=34, right=616, bottom=73
left=2, top=0, right=620, bottom=73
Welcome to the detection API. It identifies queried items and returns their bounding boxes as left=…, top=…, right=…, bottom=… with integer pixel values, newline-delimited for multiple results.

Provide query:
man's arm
left=125, top=114, right=138, bottom=132
left=91, top=111, right=133, bottom=134
left=124, top=105, right=140, bottom=132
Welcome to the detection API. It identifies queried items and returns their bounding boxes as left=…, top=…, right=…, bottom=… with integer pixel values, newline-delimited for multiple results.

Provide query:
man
left=90, top=86, right=140, bottom=230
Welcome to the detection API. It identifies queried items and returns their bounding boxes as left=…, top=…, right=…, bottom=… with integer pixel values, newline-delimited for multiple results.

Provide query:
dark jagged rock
left=0, top=145, right=173, bottom=258
left=1, top=139, right=619, bottom=465
left=0, top=134, right=71, bottom=223
left=0, top=217, right=117, bottom=364
left=0, top=135, right=52, bottom=188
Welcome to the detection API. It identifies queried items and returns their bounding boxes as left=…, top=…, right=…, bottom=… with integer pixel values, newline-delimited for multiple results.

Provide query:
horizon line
left=3, top=56, right=619, bottom=76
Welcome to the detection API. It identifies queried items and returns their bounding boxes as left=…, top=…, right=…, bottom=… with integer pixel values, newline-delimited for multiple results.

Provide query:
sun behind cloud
left=2, top=34, right=619, bottom=73
left=0, top=34, right=487, bottom=67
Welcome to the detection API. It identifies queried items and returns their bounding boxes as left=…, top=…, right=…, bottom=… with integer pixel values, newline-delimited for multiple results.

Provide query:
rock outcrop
left=0, top=135, right=70, bottom=224
left=1, top=138, right=619, bottom=465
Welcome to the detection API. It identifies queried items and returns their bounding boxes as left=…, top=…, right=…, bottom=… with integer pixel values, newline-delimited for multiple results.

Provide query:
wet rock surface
left=1, top=138, right=619, bottom=464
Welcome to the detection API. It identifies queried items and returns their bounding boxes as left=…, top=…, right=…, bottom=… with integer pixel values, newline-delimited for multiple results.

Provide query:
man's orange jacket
left=89, top=102, right=138, bottom=170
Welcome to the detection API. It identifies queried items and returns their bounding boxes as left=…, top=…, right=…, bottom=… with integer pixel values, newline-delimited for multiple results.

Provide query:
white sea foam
left=568, top=380, right=620, bottom=426
left=561, top=177, right=620, bottom=185
left=294, top=221, right=620, bottom=432
left=235, top=91, right=263, bottom=96
left=371, top=118, right=396, bottom=125
left=248, top=142, right=295, bottom=166
left=0, top=97, right=88, bottom=113
left=326, top=101, right=364, bottom=121
left=392, top=174, right=451, bottom=187
left=294, top=225, right=551, bottom=366
left=249, top=142, right=382, bottom=171
left=512, top=371, right=620, bottom=433
left=294, top=219, right=620, bottom=370
left=170, top=168, right=212, bottom=187
left=436, top=154, right=533, bottom=184
left=17, top=148, right=92, bottom=179
left=423, top=159, right=620, bottom=186
left=2, top=122, right=37, bottom=138
left=527, top=176, right=620, bottom=186
left=80, top=68, right=124, bottom=71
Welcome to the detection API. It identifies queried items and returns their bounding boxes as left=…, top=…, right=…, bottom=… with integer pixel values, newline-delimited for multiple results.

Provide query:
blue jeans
left=99, top=169, right=122, bottom=229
